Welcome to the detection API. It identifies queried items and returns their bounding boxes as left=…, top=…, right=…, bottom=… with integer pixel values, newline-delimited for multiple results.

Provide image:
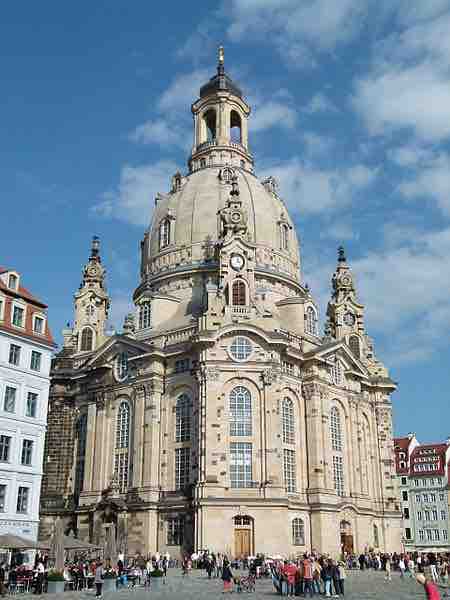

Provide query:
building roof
left=0, top=266, right=47, bottom=307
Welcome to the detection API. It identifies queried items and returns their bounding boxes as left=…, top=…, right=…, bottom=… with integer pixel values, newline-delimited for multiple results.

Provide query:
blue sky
left=2, top=1, right=450, bottom=443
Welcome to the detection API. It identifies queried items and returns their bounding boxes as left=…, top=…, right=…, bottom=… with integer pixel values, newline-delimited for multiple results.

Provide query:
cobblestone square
left=37, top=570, right=437, bottom=600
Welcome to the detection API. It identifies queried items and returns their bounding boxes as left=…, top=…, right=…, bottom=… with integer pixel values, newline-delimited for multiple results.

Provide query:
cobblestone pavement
left=35, top=570, right=443, bottom=600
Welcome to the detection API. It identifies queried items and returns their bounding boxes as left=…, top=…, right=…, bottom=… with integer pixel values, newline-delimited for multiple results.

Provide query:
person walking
left=303, top=556, right=314, bottom=598
left=385, top=555, right=392, bottom=582
left=221, top=560, right=233, bottom=594
left=94, top=561, right=104, bottom=598
left=416, top=573, right=441, bottom=600
left=399, top=556, right=406, bottom=578
left=322, top=560, right=334, bottom=598
left=337, top=561, right=346, bottom=596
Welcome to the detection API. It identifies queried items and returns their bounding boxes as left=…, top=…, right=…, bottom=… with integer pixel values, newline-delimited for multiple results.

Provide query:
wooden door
left=341, top=533, right=354, bottom=554
left=235, top=529, right=251, bottom=557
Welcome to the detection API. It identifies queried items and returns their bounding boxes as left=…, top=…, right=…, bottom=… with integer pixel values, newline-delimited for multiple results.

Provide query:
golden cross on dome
left=218, top=45, right=224, bottom=65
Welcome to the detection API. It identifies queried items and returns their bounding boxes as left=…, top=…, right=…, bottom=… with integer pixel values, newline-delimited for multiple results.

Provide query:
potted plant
left=102, top=569, right=117, bottom=593
left=150, top=568, right=164, bottom=591
left=47, top=570, right=65, bottom=594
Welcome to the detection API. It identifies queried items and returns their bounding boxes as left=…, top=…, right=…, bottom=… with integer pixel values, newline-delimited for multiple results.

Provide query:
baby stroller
left=237, top=574, right=256, bottom=593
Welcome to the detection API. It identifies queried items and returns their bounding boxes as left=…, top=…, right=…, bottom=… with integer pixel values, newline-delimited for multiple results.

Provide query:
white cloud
left=261, top=157, right=377, bottom=217
left=304, top=92, right=338, bottom=114
left=93, top=160, right=178, bottom=226
left=129, top=119, right=184, bottom=148
left=226, top=0, right=370, bottom=65
left=251, top=101, right=297, bottom=132
left=321, top=222, right=359, bottom=241
left=387, top=144, right=434, bottom=167
left=302, top=132, right=335, bottom=157
left=398, top=153, right=450, bottom=216
left=158, top=69, right=209, bottom=112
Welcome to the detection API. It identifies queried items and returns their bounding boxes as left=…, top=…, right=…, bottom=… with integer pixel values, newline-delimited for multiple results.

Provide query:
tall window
left=230, top=442, right=252, bottom=488
left=4, top=387, right=16, bottom=413
left=115, top=353, right=128, bottom=381
left=230, top=387, right=252, bottom=436
left=30, top=351, right=42, bottom=371
left=9, top=344, right=21, bottom=366
left=0, top=485, right=6, bottom=512
left=80, top=327, right=94, bottom=351
left=26, top=392, right=38, bottom=418
left=33, top=316, right=44, bottom=334
left=283, top=449, right=296, bottom=492
left=232, top=280, right=246, bottom=306
left=280, top=224, right=289, bottom=250
left=349, top=335, right=360, bottom=358
left=74, top=414, right=87, bottom=497
left=167, top=517, right=184, bottom=546
left=305, top=306, right=317, bottom=335
left=282, top=398, right=295, bottom=445
left=175, top=447, right=190, bottom=489
left=333, top=455, right=344, bottom=497
left=16, top=487, right=29, bottom=513
left=0, top=436, right=11, bottom=462
left=21, top=440, right=33, bottom=466
left=8, top=274, right=18, bottom=290
left=159, top=219, right=171, bottom=249
left=139, top=302, right=151, bottom=329
left=330, top=407, right=343, bottom=452
left=114, top=402, right=130, bottom=493
left=292, top=518, right=305, bottom=546
left=331, top=358, right=343, bottom=385
left=12, top=306, right=24, bottom=327
left=175, top=394, right=191, bottom=442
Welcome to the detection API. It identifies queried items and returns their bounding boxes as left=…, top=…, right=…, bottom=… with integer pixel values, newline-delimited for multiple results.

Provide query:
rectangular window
left=174, top=359, right=190, bottom=373
left=230, top=391, right=252, bottom=437
left=402, top=490, right=408, bottom=501
left=401, top=477, right=407, bottom=485
left=416, top=494, right=421, bottom=502
left=414, top=479, right=419, bottom=486
left=16, top=487, right=28, bottom=513
left=230, top=442, right=252, bottom=488
left=434, top=529, right=440, bottom=541
left=30, top=351, right=42, bottom=372
left=439, top=493, right=445, bottom=501
left=0, top=436, right=11, bottom=462
left=422, top=479, right=427, bottom=487
left=283, top=449, right=296, bottom=493
left=431, top=493, right=436, bottom=502
left=426, top=529, right=433, bottom=541
left=21, top=440, right=33, bottom=466
left=441, top=510, right=446, bottom=520
left=403, top=507, right=410, bottom=519
left=432, top=509, right=438, bottom=521
left=418, top=530, right=425, bottom=541
left=417, top=511, right=422, bottom=521
left=4, top=387, right=16, bottom=413
left=443, top=530, right=448, bottom=541
left=12, top=306, right=24, bottom=327
left=33, top=316, right=44, bottom=334
left=167, top=517, right=184, bottom=546
left=425, top=510, right=430, bottom=521
left=8, top=344, right=21, bottom=366
left=0, top=485, right=6, bottom=512
left=405, top=528, right=412, bottom=540
left=175, top=447, right=190, bottom=490
left=430, top=478, right=435, bottom=486
left=423, top=493, right=429, bottom=502
left=282, top=361, right=295, bottom=376
left=26, top=393, right=37, bottom=418
left=332, top=455, right=344, bottom=497
left=8, top=274, right=18, bottom=290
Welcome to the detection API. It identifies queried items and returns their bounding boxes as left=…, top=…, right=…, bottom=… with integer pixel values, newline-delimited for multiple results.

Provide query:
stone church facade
left=40, top=50, right=402, bottom=558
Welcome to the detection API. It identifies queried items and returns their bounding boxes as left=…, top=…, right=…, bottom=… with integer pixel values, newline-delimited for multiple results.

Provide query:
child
left=416, top=573, right=441, bottom=600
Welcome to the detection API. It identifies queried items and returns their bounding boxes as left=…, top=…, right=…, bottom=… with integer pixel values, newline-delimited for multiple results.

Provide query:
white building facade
left=0, top=268, right=54, bottom=542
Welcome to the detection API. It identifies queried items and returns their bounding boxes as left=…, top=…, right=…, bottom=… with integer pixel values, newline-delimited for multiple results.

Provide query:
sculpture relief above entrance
left=234, top=515, right=253, bottom=557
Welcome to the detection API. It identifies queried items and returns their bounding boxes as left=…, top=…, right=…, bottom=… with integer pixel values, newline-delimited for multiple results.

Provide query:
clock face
left=230, top=254, right=245, bottom=271
left=343, top=312, right=355, bottom=326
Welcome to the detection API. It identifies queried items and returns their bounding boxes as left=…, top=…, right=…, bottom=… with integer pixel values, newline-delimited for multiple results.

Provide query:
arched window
left=175, top=394, right=191, bottom=442
left=232, top=280, right=246, bottom=306
left=80, top=327, right=93, bottom=351
left=305, top=306, right=317, bottom=335
left=115, top=352, right=128, bottom=381
left=230, top=110, right=242, bottom=143
left=280, top=224, right=289, bottom=251
left=373, top=524, right=379, bottom=547
left=159, top=219, right=171, bottom=249
left=230, top=386, right=252, bottom=436
left=203, top=109, right=216, bottom=142
left=292, top=518, right=305, bottom=546
left=330, top=406, right=343, bottom=452
left=114, top=401, right=130, bottom=493
left=331, top=358, right=343, bottom=385
left=139, top=302, right=151, bottom=329
left=282, top=398, right=295, bottom=445
left=349, top=335, right=360, bottom=358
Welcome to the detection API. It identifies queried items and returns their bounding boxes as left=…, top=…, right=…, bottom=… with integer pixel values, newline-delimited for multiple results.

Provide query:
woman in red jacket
left=416, top=573, right=442, bottom=600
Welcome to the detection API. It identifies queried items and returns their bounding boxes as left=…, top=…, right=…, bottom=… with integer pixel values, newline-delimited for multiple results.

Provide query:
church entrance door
left=340, top=520, right=354, bottom=554
left=235, top=529, right=251, bottom=558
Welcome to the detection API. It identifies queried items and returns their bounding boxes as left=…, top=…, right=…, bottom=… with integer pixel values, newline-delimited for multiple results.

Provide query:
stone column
left=141, top=380, right=163, bottom=494
left=132, top=386, right=145, bottom=488
left=302, top=382, right=326, bottom=492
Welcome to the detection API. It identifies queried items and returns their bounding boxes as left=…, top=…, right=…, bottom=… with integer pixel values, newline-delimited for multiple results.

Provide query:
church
left=40, top=50, right=402, bottom=558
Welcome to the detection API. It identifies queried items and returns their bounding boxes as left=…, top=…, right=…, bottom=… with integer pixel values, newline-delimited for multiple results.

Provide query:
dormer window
left=305, top=306, right=317, bottom=335
left=8, top=274, right=18, bottom=290
left=159, top=219, right=171, bottom=249
left=115, top=352, right=128, bottom=381
left=138, top=302, right=151, bottom=329
left=280, top=223, right=289, bottom=251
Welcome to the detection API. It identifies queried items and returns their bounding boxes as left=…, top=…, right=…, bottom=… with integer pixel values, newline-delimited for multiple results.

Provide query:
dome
left=142, top=166, right=301, bottom=287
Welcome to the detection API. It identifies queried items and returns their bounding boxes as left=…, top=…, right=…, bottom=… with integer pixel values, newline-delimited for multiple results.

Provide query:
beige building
left=40, top=50, right=402, bottom=558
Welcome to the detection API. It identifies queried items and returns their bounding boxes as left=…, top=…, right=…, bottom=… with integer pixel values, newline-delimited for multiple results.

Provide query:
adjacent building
left=0, top=267, right=55, bottom=541
left=394, top=435, right=450, bottom=552
left=40, top=50, right=402, bottom=558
